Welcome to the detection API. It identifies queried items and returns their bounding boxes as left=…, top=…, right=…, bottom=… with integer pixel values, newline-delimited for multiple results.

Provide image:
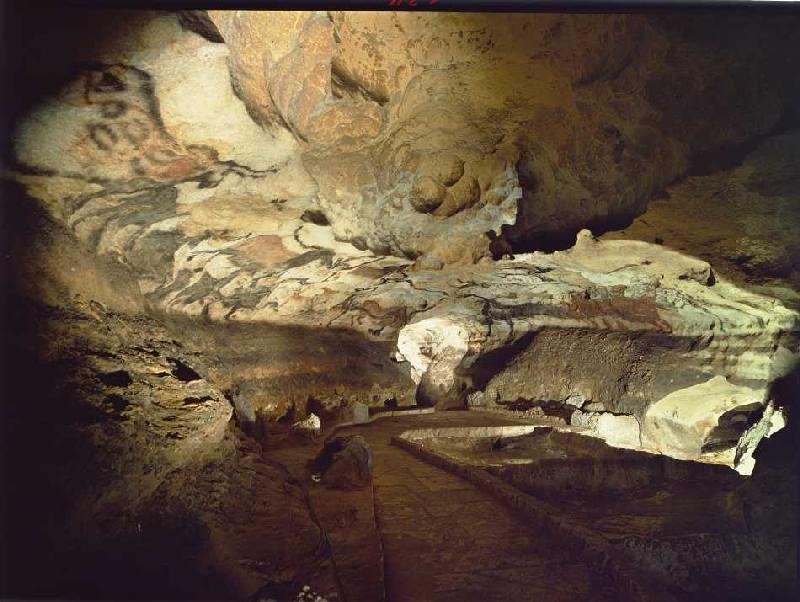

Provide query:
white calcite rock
left=292, top=412, right=321, bottom=436
left=571, top=411, right=642, bottom=449
left=734, top=402, right=788, bottom=476
left=396, top=317, right=477, bottom=409
left=641, top=376, right=770, bottom=464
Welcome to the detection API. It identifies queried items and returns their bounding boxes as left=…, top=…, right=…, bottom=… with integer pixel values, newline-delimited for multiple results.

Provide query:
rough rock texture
left=0, top=295, right=335, bottom=599
left=394, top=231, right=798, bottom=471
left=209, top=11, right=800, bottom=261
left=3, top=127, right=338, bottom=600
left=3, top=9, right=800, bottom=600
left=11, top=14, right=416, bottom=427
left=570, top=411, right=642, bottom=449
left=10, top=15, right=797, bottom=453
left=177, top=10, right=224, bottom=43
left=604, top=129, right=800, bottom=294
left=11, top=29, right=799, bottom=462
left=293, top=412, right=322, bottom=438
left=641, top=376, right=764, bottom=461
left=314, top=435, right=374, bottom=490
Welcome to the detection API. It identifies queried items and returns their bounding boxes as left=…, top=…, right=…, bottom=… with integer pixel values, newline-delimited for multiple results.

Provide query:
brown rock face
left=4, top=9, right=799, bottom=601
left=208, top=12, right=800, bottom=261
left=313, top=435, right=374, bottom=490
left=603, top=130, right=800, bottom=292
left=0, top=182, right=338, bottom=600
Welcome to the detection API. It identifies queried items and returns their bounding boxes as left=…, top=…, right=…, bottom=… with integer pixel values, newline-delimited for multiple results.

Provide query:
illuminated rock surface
left=209, top=11, right=798, bottom=261
left=3, top=8, right=799, bottom=602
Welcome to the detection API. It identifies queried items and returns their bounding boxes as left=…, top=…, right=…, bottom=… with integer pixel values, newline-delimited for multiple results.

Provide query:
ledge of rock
left=393, top=233, right=798, bottom=472
left=209, top=11, right=800, bottom=260
left=640, top=376, right=774, bottom=470
left=10, top=21, right=798, bottom=463
left=4, top=9, right=799, bottom=600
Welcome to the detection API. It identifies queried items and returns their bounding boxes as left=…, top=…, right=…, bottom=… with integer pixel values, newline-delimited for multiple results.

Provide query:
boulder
left=641, top=376, right=767, bottom=464
left=350, top=402, right=370, bottom=425
left=292, top=413, right=322, bottom=438
left=571, top=411, right=642, bottom=449
left=314, top=436, right=373, bottom=490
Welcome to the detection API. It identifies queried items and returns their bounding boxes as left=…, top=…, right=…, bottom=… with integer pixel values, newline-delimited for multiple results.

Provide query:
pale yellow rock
left=205, top=12, right=790, bottom=261
left=642, top=376, right=766, bottom=461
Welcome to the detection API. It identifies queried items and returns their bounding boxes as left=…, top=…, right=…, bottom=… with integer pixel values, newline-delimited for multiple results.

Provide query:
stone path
left=338, top=413, right=615, bottom=602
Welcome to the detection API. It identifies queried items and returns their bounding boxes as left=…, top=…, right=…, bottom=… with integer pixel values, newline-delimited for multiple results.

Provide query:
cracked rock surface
left=209, top=11, right=800, bottom=260
left=1, top=294, right=336, bottom=600
left=3, top=8, right=799, bottom=601
left=11, top=12, right=799, bottom=473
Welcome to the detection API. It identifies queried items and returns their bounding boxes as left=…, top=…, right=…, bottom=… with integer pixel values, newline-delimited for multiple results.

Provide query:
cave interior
left=1, top=4, right=799, bottom=602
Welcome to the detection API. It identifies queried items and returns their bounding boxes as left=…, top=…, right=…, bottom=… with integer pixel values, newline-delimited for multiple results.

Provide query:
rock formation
left=394, top=231, right=797, bottom=473
left=312, top=435, right=374, bottom=490
left=2, top=6, right=799, bottom=601
left=603, top=129, right=800, bottom=292
left=9, top=5, right=799, bottom=469
left=209, top=11, right=800, bottom=261
left=1, top=183, right=337, bottom=598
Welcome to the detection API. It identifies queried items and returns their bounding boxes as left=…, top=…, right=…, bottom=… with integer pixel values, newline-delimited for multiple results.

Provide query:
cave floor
left=270, top=412, right=616, bottom=602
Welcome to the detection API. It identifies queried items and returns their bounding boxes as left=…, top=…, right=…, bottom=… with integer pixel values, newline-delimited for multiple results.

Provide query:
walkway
left=334, top=412, right=614, bottom=601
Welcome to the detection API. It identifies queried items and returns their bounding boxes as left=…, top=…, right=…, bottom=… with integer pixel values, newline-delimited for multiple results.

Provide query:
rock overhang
left=8, top=10, right=799, bottom=475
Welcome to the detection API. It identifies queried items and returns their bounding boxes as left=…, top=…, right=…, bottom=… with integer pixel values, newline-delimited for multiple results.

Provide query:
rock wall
left=0, top=181, right=339, bottom=599
left=3, top=9, right=799, bottom=599
left=391, top=231, right=798, bottom=472
left=603, top=129, right=800, bottom=293
left=9, top=15, right=416, bottom=428
left=209, top=11, right=800, bottom=261
left=9, top=9, right=798, bottom=472
left=1, top=302, right=335, bottom=600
